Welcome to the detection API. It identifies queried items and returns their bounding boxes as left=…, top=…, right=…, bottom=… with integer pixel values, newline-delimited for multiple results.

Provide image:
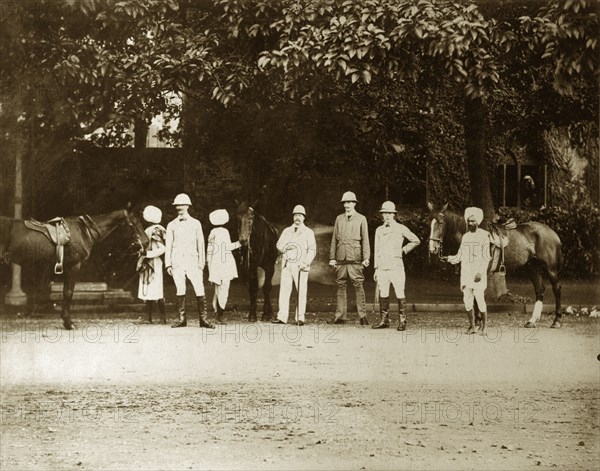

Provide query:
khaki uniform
left=329, top=211, right=370, bottom=319
left=374, top=221, right=419, bottom=298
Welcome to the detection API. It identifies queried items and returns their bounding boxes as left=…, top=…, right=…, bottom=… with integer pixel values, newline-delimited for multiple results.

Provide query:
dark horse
left=427, top=203, right=563, bottom=328
left=1, top=210, right=148, bottom=329
left=236, top=201, right=279, bottom=322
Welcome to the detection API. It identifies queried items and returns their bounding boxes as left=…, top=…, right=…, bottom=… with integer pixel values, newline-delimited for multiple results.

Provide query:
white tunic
left=207, top=227, right=240, bottom=285
left=138, top=224, right=166, bottom=301
left=448, top=228, right=491, bottom=290
left=165, top=216, right=205, bottom=269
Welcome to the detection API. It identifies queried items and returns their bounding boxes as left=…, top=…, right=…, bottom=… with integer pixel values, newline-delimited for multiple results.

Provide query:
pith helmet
left=340, top=191, right=358, bottom=203
left=292, top=205, right=306, bottom=216
left=209, top=209, right=229, bottom=226
left=142, top=205, right=162, bottom=224
left=172, top=193, right=192, bottom=206
left=379, top=201, right=397, bottom=213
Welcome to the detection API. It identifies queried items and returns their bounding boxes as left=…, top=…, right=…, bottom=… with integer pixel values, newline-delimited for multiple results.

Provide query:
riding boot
left=145, top=301, right=153, bottom=324
left=372, top=297, right=390, bottom=329
left=216, top=304, right=226, bottom=324
left=171, top=296, right=187, bottom=328
left=474, top=300, right=482, bottom=328
left=397, top=298, right=407, bottom=331
left=480, top=311, right=488, bottom=335
left=158, top=298, right=166, bottom=324
left=466, top=309, right=476, bottom=334
left=196, top=296, right=215, bottom=329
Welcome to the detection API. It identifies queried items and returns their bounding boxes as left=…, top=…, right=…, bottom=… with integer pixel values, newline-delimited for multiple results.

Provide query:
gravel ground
left=1, top=311, right=599, bottom=470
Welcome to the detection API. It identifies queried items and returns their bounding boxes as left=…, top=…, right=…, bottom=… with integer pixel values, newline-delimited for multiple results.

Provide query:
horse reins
left=428, top=217, right=445, bottom=261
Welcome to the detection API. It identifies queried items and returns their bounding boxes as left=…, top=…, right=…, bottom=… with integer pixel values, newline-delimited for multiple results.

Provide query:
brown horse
left=236, top=201, right=279, bottom=322
left=1, top=209, right=148, bottom=329
left=427, top=203, right=563, bottom=328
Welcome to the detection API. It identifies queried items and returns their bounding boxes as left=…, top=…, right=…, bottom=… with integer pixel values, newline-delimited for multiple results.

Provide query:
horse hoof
left=551, top=321, right=562, bottom=329
left=524, top=322, right=536, bottom=329
left=248, top=316, right=257, bottom=323
left=63, top=322, right=74, bottom=330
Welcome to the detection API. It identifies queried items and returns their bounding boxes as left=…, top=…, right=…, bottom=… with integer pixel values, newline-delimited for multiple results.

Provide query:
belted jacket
left=329, top=211, right=370, bottom=263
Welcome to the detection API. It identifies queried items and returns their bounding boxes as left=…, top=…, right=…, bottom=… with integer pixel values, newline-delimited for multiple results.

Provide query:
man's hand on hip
left=166, top=267, right=173, bottom=276
left=329, top=260, right=337, bottom=268
left=362, top=259, right=370, bottom=268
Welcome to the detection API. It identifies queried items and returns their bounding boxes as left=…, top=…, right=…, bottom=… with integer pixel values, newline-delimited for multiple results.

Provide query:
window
left=496, top=164, right=547, bottom=209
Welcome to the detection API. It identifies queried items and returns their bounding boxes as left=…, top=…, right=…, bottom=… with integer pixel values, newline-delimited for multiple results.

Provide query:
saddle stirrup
left=54, top=245, right=64, bottom=275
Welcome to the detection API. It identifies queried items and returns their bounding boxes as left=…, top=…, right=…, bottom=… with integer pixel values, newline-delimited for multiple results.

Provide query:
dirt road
left=1, top=312, right=599, bottom=470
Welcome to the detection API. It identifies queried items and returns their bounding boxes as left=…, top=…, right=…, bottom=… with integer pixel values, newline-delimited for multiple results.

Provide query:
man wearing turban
left=137, top=205, right=167, bottom=324
left=444, top=207, right=491, bottom=335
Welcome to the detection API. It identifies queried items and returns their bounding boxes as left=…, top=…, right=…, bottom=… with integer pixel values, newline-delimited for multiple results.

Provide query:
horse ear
left=126, top=201, right=132, bottom=210
left=427, top=201, right=433, bottom=211
left=234, top=198, right=240, bottom=206
left=441, top=202, right=449, bottom=212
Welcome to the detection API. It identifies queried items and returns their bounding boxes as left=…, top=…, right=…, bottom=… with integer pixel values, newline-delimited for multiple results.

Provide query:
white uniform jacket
left=207, top=227, right=240, bottom=285
left=165, top=216, right=205, bottom=269
left=374, top=221, right=420, bottom=270
left=276, top=224, right=317, bottom=270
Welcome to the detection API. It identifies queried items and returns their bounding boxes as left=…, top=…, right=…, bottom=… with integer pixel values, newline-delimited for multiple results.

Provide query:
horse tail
left=0, top=216, right=15, bottom=264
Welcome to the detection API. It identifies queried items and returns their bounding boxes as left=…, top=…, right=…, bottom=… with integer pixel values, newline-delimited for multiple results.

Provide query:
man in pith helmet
left=272, top=205, right=316, bottom=325
left=165, top=193, right=214, bottom=329
left=328, top=191, right=371, bottom=326
left=372, top=201, right=420, bottom=331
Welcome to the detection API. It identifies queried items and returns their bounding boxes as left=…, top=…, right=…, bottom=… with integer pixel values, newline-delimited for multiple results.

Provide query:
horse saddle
left=488, top=219, right=516, bottom=249
left=24, top=217, right=71, bottom=274
left=488, top=219, right=516, bottom=276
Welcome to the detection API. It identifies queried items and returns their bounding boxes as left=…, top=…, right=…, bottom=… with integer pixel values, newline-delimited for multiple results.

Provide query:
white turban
left=143, top=205, right=162, bottom=224
left=209, top=209, right=229, bottom=226
left=464, top=207, right=483, bottom=225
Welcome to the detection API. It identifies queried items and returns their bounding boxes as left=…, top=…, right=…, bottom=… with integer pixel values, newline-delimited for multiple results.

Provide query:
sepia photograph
left=1, top=0, right=598, bottom=469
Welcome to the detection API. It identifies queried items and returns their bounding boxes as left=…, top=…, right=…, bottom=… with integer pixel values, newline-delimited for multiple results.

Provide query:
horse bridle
left=428, top=214, right=445, bottom=261
left=123, top=209, right=145, bottom=254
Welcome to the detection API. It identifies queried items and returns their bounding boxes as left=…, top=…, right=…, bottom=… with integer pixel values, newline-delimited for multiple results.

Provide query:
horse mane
left=441, top=207, right=466, bottom=253
left=252, top=213, right=279, bottom=265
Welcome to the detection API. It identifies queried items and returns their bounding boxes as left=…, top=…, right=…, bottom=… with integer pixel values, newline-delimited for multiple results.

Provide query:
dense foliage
left=1, top=0, right=597, bottom=276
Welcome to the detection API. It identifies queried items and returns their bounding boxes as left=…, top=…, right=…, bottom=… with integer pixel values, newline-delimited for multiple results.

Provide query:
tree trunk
left=463, top=96, right=508, bottom=299
left=134, top=117, right=148, bottom=148
left=463, top=97, right=495, bottom=220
